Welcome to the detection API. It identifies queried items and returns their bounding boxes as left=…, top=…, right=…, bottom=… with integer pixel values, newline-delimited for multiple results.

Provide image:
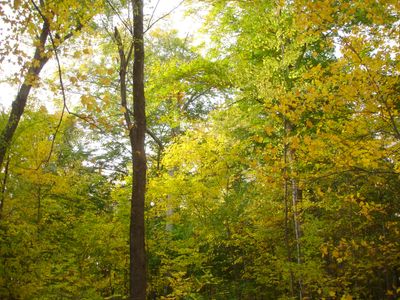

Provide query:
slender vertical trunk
left=164, top=100, right=182, bottom=230
left=279, top=9, right=303, bottom=296
left=130, top=0, right=146, bottom=299
left=283, top=122, right=294, bottom=297
left=291, top=178, right=302, bottom=266
left=0, top=21, right=50, bottom=171
left=0, top=155, right=10, bottom=218
left=291, top=177, right=303, bottom=299
left=286, top=123, right=303, bottom=298
left=284, top=157, right=294, bottom=297
left=285, top=119, right=303, bottom=299
left=37, top=186, right=42, bottom=224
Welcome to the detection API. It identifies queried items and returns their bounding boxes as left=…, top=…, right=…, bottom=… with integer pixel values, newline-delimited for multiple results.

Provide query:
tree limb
left=144, top=0, right=185, bottom=34
left=146, top=128, right=163, bottom=150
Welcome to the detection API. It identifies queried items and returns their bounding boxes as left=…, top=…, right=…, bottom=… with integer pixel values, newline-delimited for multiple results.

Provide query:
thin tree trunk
left=291, top=179, right=302, bottom=265
left=283, top=120, right=295, bottom=297
left=130, top=0, right=147, bottom=298
left=285, top=119, right=303, bottom=299
left=283, top=146, right=294, bottom=297
left=0, top=21, right=50, bottom=171
left=37, top=186, right=42, bottom=223
left=0, top=155, right=10, bottom=218
left=291, top=177, right=303, bottom=299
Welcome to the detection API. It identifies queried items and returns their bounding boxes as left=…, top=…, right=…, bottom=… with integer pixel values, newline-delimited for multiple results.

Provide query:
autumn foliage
left=0, top=0, right=399, bottom=299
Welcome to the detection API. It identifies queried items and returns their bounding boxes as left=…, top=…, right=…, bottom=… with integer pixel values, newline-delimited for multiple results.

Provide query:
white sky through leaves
left=0, top=0, right=204, bottom=110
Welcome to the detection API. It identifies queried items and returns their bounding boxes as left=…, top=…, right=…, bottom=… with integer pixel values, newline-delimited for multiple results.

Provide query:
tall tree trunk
left=130, top=0, right=147, bottom=299
left=0, top=21, right=50, bottom=171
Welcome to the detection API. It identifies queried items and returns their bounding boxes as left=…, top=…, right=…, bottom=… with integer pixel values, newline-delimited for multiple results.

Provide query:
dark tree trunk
left=0, top=21, right=50, bottom=171
left=130, top=0, right=147, bottom=299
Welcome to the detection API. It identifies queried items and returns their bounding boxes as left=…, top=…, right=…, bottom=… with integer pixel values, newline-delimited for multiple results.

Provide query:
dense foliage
left=0, top=0, right=399, bottom=299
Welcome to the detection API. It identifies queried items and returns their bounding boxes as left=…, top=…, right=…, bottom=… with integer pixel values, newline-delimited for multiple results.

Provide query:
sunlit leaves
left=1, top=0, right=400, bottom=298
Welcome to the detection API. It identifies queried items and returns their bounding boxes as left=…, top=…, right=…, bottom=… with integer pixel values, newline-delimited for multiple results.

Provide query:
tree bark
left=285, top=120, right=303, bottom=299
left=0, top=21, right=50, bottom=171
left=0, top=155, right=10, bottom=218
left=130, top=0, right=147, bottom=299
left=283, top=141, right=294, bottom=297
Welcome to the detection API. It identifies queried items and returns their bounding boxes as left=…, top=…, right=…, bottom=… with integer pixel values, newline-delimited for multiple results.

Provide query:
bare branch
left=114, top=27, right=134, bottom=133
left=146, top=0, right=161, bottom=30
left=182, top=88, right=212, bottom=112
left=144, top=0, right=185, bottom=34
left=30, top=0, right=67, bottom=169
left=146, top=128, right=163, bottom=150
left=105, top=0, right=133, bottom=35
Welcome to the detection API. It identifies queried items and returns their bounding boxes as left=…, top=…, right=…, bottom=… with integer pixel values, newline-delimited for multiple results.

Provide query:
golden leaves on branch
left=80, top=94, right=97, bottom=110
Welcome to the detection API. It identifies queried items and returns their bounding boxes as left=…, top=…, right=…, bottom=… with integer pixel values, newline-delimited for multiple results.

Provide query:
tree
left=146, top=0, right=400, bottom=298
left=130, top=0, right=146, bottom=298
left=1, top=0, right=399, bottom=298
left=0, top=0, right=100, bottom=171
left=0, top=107, right=125, bottom=299
left=107, top=0, right=146, bottom=297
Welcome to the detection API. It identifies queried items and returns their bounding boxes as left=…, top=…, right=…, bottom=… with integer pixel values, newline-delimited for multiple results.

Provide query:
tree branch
left=144, top=0, right=185, bottom=34
left=146, top=0, right=161, bottom=31
left=146, top=128, right=163, bottom=150
left=106, top=0, right=133, bottom=35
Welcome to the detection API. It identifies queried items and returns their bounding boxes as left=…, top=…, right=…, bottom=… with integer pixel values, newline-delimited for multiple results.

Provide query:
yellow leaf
left=100, top=77, right=111, bottom=85
left=103, top=92, right=110, bottom=104
left=81, top=95, right=96, bottom=110
left=332, top=249, right=339, bottom=258
left=32, top=59, right=40, bottom=68
left=70, top=76, right=78, bottom=84
left=264, top=126, right=274, bottom=136
left=14, top=0, right=21, bottom=9
left=73, top=51, right=81, bottom=59
left=320, top=245, right=328, bottom=257
left=386, top=290, right=394, bottom=296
